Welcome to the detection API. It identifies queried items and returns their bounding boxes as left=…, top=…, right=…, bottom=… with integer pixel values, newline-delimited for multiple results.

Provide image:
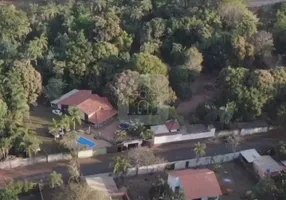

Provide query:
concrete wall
left=154, top=128, right=215, bottom=145
left=78, top=150, right=93, bottom=158
left=217, top=129, right=240, bottom=137
left=173, top=152, right=240, bottom=170
left=240, top=127, right=268, bottom=136
left=122, top=152, right=242, bottom=178
left=217, top=121, right=276, bottom=138
left=48, top=153, right=72, bottom=162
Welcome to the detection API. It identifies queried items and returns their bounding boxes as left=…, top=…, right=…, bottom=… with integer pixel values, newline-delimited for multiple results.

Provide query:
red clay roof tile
left=168, top=169, right=222, bottom=199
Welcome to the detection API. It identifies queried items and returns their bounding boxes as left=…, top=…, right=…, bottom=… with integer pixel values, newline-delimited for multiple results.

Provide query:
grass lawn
left=26, top=105, right=67, bottom=155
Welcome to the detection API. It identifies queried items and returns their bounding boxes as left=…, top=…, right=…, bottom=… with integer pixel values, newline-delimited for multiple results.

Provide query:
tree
left=253, top=31, right=274, bottom=57
left=249, top=173, right=286, bottom=200
left=0, top=137, right=12, bottom=160
left=127, top=147, right=165, bottom=175
left=93, top=12, right=122, bottom=42
left=114, top=130, right=128, bottom=144
left=113, top=156, right=131, bottom=181
left=53, top=182, right=109, bottom=200
left=130, top=53, right=168, bottom=76
left=194, top=142, right=206, bottom=162
left=68, top=159, right=81, bottom=182
left=44, top=78, right=66, bottom=101
left=49, top=119, right=61, bottom=139
left=247, top=70, right=274, bottom=93
left=105, top=70, right=140, bottom=107
left=18, top=127, right=42, bottom=158
left=12, top=60, right=42, bottom=104
left=93, top=42, right=119, bottom=60
left=149, top=178, right=185, bottom=200
left=2, top=70, right=29, bottom=125
left=183, top=47, right=203, bottom=74
left=25, top=34, right=48, bottom=61
left=140, top=129, right=154, bottom=140
left=69, top=107, right=82, bottom=130
left=60, top=115, right=71, bottom=132
left=49, top=171, right=64, bottom=188
left=227, top=134, right=241, bottom=153
left=61, top=130, right=81, bottom=156
left=219, top=1, right=258, bottom=37
left=0, top=5, right=31, bottom=41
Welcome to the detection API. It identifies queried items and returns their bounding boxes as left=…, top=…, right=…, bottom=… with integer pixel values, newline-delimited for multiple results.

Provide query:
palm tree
left=68, top=159, right=81, bottom=183
left=50, top=171, right=64, bottom=188
left=194, top=142, right=206, bottom=166
left=113, top=156, right=131, bottom=183
left=0, top=137, right=12, bottom=160
left=60, top=115, right=71, bottom=132
left=61, top=131, right=80, bottom=157
left=50, top=119, right=61, bottom=139
left=227, top=135, right=241, bottom=153
left=69, top=107, right=82, bottom=130
left=18, top=127, right=42, bottom=158
left=40, top=2, right=60, bottom=21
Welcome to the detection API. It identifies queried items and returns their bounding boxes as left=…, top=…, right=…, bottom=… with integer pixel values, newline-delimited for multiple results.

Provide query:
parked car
left=52, top=109, right=62, bottom=116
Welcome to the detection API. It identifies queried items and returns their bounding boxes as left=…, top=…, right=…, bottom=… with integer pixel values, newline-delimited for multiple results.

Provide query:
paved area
left=0, top=131, right=284, bottom=188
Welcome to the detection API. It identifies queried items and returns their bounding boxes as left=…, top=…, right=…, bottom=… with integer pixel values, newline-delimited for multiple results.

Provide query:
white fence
left=154, top=126, right=215, bottom=145
left=0, top=148, right=106, bottom=169
left=123, top=152, right=241, bottom=177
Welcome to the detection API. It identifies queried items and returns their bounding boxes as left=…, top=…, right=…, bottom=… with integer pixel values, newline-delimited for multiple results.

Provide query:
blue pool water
left=78, top=136, right=96, bottom=148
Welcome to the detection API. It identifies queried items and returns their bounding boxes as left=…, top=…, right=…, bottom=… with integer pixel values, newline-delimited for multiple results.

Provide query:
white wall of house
left=154, top=128, right=215, bottom=145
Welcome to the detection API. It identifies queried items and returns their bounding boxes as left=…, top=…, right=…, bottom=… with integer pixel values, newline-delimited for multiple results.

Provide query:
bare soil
left=176, top=74, right=218, bottom=118
left=212, top=162, right=256, bottom=200
left=115, top=172, right=167, bottom=200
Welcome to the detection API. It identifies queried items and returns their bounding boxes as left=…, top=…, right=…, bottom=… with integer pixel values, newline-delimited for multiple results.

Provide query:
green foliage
left=0, top=5, right=31, bottom=41
left=105, top=70, right=176, bottom=115
left=249, top=173, right=286, bottom=200
left=113, top=156, right=131, bottom=177
left=130, top=53, right=168, bottom=76
left=0, top=0, right=285, bottom=160
left=149, top=178, right=185, bottom=200
left=194, top=142, right=207, bottom=158
left=12, top=60, right=42, bottom=104
left=93, top=42, right=119, bottom=60
left=140, top=129, right=154, bottom=140
left=50, top=171, right=64, bottom=188
left=1, top=180, right=38, bottom=199
left=44, top=77, right=66, bottom=100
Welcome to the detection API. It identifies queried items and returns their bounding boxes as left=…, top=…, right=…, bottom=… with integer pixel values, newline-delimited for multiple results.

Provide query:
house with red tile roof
left=51, top=89, right=118, bottom=126
left=167, top=169, right=222, bottom=200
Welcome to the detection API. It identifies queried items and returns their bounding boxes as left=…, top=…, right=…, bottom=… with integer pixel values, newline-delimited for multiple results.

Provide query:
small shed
left=253, top=155, right=285, bottom=178
left=240, top=149, right=261, bottom=163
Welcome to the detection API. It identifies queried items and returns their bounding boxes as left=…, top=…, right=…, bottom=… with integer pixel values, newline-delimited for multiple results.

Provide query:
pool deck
left=83, top=134, right=112, bottom=149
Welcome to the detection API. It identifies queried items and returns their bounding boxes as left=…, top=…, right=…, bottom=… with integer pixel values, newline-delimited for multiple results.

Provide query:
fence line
left=123, top=151, right=242, bottom=177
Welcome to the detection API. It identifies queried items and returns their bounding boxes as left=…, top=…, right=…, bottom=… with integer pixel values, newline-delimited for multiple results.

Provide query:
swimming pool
left=78, top=136, right=96, bottom=148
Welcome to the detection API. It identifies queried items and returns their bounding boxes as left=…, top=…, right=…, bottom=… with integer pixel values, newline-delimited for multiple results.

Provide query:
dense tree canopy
left=0, top=0, right=286, bottom=157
